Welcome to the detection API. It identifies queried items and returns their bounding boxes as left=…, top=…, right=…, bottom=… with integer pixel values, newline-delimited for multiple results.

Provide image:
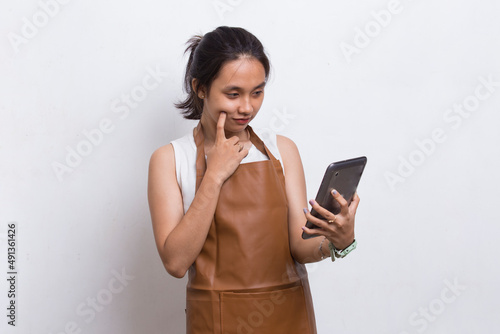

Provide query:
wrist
left=329, top=236, right=355, bottom=251
left=204, top=170, right=226, bottom=187
left=328, top=239, right=357, bottom=261
left=318, top=237, right=329, bottom=260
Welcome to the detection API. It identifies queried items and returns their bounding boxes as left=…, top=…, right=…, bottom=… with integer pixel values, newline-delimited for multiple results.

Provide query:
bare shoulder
left=148, top=143, right=182, bottom=219
left=276, top=135, right=304, bottom=177
left=149, top=144, right=175, bottom=168
left=276, top=134, right=300, bottom=160
left=148, top=144, right=177, bottom=186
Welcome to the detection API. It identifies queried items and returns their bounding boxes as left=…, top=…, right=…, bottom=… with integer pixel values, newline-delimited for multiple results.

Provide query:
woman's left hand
left=302, top=190, right=360, bottom=250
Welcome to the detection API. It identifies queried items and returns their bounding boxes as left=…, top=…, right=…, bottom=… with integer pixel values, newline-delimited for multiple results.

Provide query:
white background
left=1, top=0, right=500, bottom=333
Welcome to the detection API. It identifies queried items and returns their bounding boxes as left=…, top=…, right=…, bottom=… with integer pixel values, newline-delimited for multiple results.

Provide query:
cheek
left=207, top=97, right=238, bottom=113
left=255, top=98, right=265, bottom=108
left=203, top=99, right=232, bottom=122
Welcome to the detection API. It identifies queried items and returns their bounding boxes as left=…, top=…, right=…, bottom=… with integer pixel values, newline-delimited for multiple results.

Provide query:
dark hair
left=175, top=26, right=271, bottom=120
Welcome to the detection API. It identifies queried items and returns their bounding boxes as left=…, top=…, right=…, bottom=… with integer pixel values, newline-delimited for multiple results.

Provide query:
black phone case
left=302, top=156, right=367, bottom=239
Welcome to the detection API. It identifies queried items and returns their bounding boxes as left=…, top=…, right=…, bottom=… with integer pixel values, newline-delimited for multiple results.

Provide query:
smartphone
left=301, top=156, right=367, bottom=239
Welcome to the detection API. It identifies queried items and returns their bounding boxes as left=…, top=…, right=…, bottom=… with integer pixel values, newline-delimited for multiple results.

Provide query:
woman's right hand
left=205, top=112, right=249, bottom=184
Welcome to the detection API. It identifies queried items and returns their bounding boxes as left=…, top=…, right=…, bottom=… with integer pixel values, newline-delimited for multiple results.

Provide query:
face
left=198, top=57, right=266, bottom=134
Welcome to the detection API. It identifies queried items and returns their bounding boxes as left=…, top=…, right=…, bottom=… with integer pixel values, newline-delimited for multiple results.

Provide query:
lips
left=234, top=118, right=250, bottom=125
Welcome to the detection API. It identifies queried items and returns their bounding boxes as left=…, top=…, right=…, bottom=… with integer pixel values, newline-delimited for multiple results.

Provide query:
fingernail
left=303, top=208, right=308, bottom=214
left=309, top=199, right=315, bottom=206
left=301, top=226, right=306, bottom=231
left=331, top=189, right=338, bottom=195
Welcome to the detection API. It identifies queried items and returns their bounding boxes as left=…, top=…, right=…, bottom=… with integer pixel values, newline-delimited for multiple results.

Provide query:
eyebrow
left=223, top=81, right=267, bottom=91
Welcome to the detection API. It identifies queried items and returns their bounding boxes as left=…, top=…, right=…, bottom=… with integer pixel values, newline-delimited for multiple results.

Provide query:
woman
left=148, top=26, right=360, bottom=334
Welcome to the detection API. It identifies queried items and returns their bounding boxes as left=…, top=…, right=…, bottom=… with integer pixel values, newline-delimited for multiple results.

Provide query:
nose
left=238, top=95, right=253, bottom=115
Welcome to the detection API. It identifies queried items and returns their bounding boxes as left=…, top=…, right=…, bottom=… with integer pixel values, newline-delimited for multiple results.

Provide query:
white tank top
left=170, top=128, right=284, bottom=214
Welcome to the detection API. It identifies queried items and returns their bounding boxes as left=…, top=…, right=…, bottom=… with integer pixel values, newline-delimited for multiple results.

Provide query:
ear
left=191, top=78, right=206, bottom=99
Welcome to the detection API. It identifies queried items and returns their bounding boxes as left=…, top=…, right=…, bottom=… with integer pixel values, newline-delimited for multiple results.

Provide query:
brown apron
left=186, top=123, right=317, bottom=334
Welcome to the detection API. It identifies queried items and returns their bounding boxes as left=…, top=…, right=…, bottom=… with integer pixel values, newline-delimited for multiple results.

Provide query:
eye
left=253, top=90, right=264, bottom=96
left=226, top=93, right=239, bottom=98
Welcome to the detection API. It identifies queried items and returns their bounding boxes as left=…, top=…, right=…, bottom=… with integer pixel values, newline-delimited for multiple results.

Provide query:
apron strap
left=194, top=122, right=206, bottom=192
left=246, top=126, right=279, bottom=162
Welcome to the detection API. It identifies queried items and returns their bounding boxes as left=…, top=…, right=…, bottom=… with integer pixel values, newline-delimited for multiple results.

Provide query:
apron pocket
left=220, top=285, right=311, bottom=334
left=186, top=294, right=219, bottom=334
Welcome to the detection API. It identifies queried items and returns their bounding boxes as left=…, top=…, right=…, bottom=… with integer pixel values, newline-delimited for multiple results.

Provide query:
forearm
left=290, top=234, right=329, bottom=264
left=161, top=172, right=223, bottom=277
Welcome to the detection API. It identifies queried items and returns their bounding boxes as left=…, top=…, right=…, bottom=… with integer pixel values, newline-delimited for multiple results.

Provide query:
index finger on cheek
left=216, top=112, right=227, bottom=141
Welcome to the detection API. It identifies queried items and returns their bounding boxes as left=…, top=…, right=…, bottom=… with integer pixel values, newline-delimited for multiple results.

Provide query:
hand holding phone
left=302, top=156, right=367, bottom=240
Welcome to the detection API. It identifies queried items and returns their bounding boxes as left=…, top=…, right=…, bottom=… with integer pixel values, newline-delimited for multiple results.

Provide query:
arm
left=277, top=135, right=360, bottom=263
left=148, top=144, right=221, bottom=278
left=148, top=112, right=248, bottom=278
